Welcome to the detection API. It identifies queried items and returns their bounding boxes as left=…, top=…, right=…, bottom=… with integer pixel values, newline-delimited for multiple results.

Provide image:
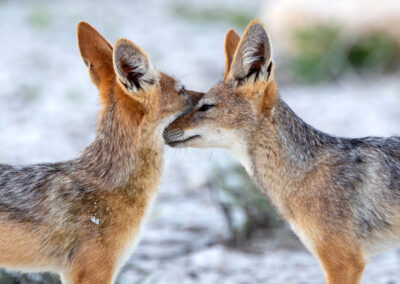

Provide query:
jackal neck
left=248, top=98, right=337, bottom=216
left=76, top=102, right=163, bottom=189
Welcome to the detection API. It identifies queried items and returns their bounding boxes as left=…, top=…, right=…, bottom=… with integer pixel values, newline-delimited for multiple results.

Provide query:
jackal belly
left=0, top=221, right=63, bottom=273
left=362, top=222, right=400, bottom=257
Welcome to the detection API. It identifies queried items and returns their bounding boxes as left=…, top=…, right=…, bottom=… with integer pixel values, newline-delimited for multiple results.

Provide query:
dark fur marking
left=260, top=100, right=400, bottom=238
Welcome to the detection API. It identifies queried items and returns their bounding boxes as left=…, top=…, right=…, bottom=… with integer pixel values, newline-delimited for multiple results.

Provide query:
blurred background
left=0, top=0, right=400, bottom=283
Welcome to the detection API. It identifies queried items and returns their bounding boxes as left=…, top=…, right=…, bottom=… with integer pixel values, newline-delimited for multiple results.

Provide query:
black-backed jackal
left=0, top=22, right=201, bottom=284
left=164, top=19, right=400, bottom=284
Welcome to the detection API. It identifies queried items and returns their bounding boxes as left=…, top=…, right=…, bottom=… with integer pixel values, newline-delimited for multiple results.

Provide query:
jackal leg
left=316, top=240, right=365, bottom=284
left=66, top=247, right=117, bottom=284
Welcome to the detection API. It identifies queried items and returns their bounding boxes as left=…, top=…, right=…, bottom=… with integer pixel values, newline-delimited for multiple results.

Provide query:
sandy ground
left=0, top=0, right=400, bottom=283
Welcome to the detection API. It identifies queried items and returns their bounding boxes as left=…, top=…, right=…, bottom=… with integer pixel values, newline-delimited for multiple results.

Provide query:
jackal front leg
left=316, top=239, right=366, bottom=284
left=64, top=247, right=117, bottom=284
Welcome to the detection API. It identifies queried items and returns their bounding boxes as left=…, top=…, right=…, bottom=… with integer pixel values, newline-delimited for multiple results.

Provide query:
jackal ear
left=113, top=39, right=158, bottom=95
left=228, top=20, right=273, bottom=85
left=224, top=29, right=240, bottom=79
left=77, top=22, right=113, bottom=89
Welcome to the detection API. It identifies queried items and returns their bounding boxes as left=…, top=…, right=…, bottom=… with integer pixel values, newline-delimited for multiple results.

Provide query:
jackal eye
left=198, top=103, right=215, bottom=112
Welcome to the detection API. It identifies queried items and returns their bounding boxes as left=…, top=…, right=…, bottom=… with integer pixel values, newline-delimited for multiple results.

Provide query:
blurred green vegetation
left=288, top=25, right=343, bottom=83
left=347, top=32, right=399, bottom=72
left=210, top=163, right=281, bottom=246
left=27, top=4, right=52, bottom=29
left=172, top=3, right=254, bottom=29
left=287, top=24, right=400, bottom=83
left=0, top=269, right=60, bottom=284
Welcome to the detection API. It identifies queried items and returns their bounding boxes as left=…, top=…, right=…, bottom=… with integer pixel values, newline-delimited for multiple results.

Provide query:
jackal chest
left=250, top=166, right=294, bottom=218
left=79, top=146, right=163, bottom=235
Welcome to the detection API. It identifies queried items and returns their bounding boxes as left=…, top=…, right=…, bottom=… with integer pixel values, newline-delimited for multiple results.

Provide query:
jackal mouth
left=166, top=135, right=201, bottom=147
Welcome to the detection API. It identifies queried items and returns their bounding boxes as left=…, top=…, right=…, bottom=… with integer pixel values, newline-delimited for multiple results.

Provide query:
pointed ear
left=77, top=22, right=113, bottom=88
left=224, top=29, right=240, bottom=79
left=228, top=20, right=273, bottom=85
left=113, top=39, right=158, bottom=95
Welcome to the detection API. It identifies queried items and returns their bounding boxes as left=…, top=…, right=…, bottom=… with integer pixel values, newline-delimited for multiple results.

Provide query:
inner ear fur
left=228, top=19, right=273, bottom=85
left=77, top=21, right=114, bottom=88
left=113, top=39, right=158, bottom=95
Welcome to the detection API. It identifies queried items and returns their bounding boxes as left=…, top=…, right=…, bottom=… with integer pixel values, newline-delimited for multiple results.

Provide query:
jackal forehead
left=206, top=81, right=236, bottom=100
left=174, top=81, right=184, bottom=93
left=159, top=73, right=184, bottom=94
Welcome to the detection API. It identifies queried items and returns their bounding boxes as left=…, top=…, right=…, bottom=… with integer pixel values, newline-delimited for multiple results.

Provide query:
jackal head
left=77, top=22, right=202, bottom=136
left=164, top=20, right=277, bottom=152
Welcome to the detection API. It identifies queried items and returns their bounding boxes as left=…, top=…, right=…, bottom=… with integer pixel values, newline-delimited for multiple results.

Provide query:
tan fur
left=224, top=29, right=240, bottom=78
left=163, top=19, right=400, bottom=284
left=0, top=22, right=202, bottom=284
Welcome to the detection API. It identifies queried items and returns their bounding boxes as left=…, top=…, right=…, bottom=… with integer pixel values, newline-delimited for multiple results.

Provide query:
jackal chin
left=162, top=127, right=199, bottom=147
left=165, top=134, right=202, bottom=148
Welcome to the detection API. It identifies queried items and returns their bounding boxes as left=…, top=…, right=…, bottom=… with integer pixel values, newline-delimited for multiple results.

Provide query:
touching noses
left=186, top=90, right=204, bottom=107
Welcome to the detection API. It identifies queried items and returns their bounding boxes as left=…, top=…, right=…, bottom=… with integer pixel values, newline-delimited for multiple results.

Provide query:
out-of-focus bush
left=209, top=163, right=282, bottom=246
left=288, top=26, right=399, bottom=83
left=261, top=0, right=400, bottom=83
left=171, top=2, right=255, bottom=29
left=0, top=270, right=60, bottom=284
